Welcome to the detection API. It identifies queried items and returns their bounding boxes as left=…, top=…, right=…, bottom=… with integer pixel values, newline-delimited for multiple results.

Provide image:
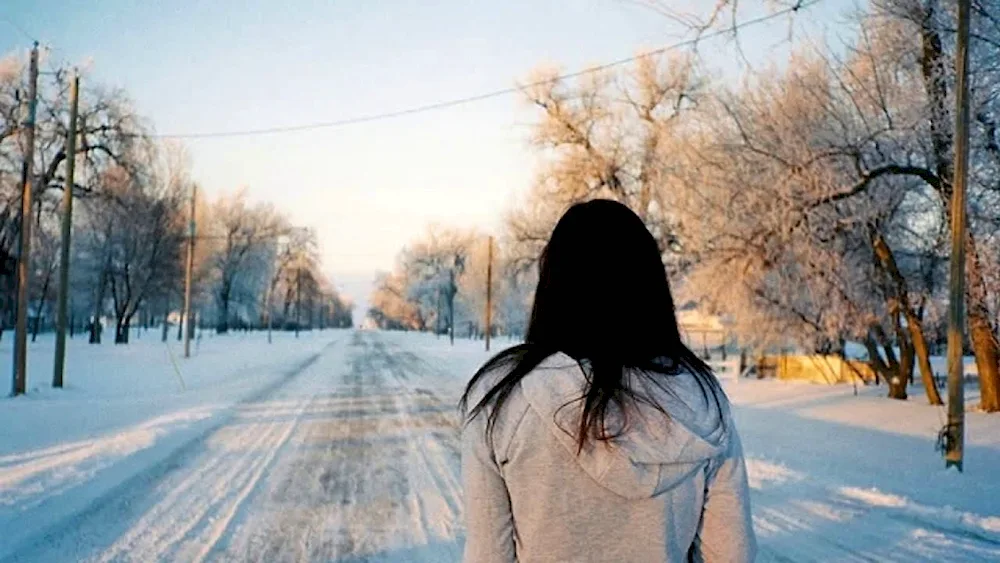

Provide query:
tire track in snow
left=94, top=419, right=288, bottom=561
left=188, top=399, right=309, bottom=562
left=96, top=343, right=336, bottom=561
left=7, top=332, right=464, bottom=562
left=379, top=338, right=464, bottom=540
left=1, top=338, right=340, bottom=563
left=213, top=331, right=465, bottom=562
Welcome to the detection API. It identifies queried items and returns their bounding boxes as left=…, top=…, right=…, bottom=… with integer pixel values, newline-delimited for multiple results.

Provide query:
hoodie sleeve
left=690, top=427, right=757, bottom=563
left=462, top=412, right=517, bottom=563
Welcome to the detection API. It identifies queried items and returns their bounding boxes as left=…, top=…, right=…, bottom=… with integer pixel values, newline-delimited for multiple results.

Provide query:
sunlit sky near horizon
left=1, top=0, right=855, bottom=308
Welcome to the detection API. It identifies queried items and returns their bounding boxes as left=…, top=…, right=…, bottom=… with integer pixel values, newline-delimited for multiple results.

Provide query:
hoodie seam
left=595, top=446, right=629, bottom=482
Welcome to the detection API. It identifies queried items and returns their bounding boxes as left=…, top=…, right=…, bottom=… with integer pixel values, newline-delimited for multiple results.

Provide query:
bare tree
left=368, top=270, right=427, bottom=331
left=1, top=52, right=150, bottom=342
left=206, top=190, right=282, bottom=333
left=79, top=161, right=185, bottom=344
left=29, top=219, right=59, bottom=341
left=368, top=226, right=480, bottom=338
left=508, top=54, right=703, bottom=271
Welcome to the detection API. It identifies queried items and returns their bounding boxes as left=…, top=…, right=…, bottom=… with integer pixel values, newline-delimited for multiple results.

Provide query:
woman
left=460, top=200, right=755, bottom=562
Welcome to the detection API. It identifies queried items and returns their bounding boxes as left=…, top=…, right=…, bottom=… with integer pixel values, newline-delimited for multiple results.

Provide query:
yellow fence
left=758, top=355, right=876, bottom=385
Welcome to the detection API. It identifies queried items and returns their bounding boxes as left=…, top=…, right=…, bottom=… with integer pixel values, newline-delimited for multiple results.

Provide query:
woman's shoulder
left=464, top=348, right=581, bottom=429
left=467, top=345, right=569, bottom=394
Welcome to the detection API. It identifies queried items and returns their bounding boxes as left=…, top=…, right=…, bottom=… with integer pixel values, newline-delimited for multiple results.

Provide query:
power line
left=149, top=0, right=821, bottom=140
left=1, top=12, right=68, bottom=68
left=0, top=14, right=37, bottom=43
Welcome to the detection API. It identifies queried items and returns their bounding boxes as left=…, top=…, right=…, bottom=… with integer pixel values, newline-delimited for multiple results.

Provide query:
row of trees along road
left=371, top=0, right=1000, bottom=412
left=0, top=52, right=352, bottom=358
left=368, top=226, right=530, bottom=341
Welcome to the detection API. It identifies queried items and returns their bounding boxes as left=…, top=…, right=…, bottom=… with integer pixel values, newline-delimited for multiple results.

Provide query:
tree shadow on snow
left=736, top=403, right=1000, bottom=562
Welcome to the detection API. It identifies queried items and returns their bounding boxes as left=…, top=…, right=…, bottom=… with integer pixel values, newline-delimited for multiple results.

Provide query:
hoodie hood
left=520, top=353, right=730, bottom=500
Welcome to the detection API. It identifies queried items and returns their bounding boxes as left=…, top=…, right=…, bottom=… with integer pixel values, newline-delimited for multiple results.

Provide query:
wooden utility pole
left=265, top=280, right=274, bottom=344
left=295, top=266, right=301, bottom=338
left=485, top=236, right=493, bottom=352
left=182, top=184, right=197, bottom=359
left=12, top=43, right=39, bottom=397
left=53, top=71, right=80, bottom=388
left=436, top=287, right=442, bottom=339
left=449, top=268, right=455, bottom=346
left=945, top=0, right=972, bottom=472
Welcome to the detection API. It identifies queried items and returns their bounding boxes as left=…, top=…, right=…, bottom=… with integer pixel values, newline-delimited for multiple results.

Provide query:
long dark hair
left=460, top=199, right=723, bottom=452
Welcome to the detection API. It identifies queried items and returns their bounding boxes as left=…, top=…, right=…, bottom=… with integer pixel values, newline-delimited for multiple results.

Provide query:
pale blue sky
left=1, top=0, right=854, bottom=305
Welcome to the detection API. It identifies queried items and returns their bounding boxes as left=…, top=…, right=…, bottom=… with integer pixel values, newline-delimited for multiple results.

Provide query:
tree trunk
left=971, top=315, right=1000, bottom=411
left=31, top=311, right=41, bottom=343
left=448, top=293, right=455, bottom=346
left=436, top=289, right=442, bottom=338
left=887, top=370, right=908, bottom=400
left=870, top=326, right=906, bottom=400
left=217, top=296, right=230, bottom=334
left=115, top=316, right=130, bottom=344
left=965, top=237, right=1000, bottom=412
left=282, top=286, right=293, bottom=321
left=89, top=267, right=108, bottom=344
left=162, top=302, right=170, bottom=343
left=917, top=7, right=1000, bottom=412
left=907, top=315, right=944, bottom=405
left=899, top=337, right=914, bottom=389
left=872, top=234, right=943, bottom=405
left=892, top=311, right=916, bottom=395
left=32, top=267, right=53, bottom=342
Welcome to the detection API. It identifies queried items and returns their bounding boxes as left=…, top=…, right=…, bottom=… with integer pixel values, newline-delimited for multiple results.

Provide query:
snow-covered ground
left=0, top=329, right=342, bottom=561
left=1, top=329, right=998, bottom=561
left=726, top=379, right=1000, bottom=561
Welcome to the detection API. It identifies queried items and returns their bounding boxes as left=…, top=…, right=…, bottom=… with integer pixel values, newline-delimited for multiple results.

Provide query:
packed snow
left=1, top=329, right=998, bottom=561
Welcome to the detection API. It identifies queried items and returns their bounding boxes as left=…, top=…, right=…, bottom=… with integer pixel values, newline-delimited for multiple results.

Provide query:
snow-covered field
left=1, top=329, right=998, bottom=561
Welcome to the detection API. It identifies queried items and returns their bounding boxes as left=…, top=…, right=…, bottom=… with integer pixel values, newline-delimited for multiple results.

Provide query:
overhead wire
left=1, top=12, right=71, bottom=73
left=0, top=14, right=37, bottom=43
left=141, top=0, right=821, bottom=140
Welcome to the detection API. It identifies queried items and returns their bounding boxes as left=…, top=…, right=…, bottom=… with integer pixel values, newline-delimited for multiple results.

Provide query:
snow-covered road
left=3, top=330, right=1000, bottom=562
left=4, top=331, right=466, bottom=562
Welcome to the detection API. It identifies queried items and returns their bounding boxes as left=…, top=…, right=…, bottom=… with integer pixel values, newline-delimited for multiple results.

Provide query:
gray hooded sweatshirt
left=462, top=353, right=756, bottom=563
